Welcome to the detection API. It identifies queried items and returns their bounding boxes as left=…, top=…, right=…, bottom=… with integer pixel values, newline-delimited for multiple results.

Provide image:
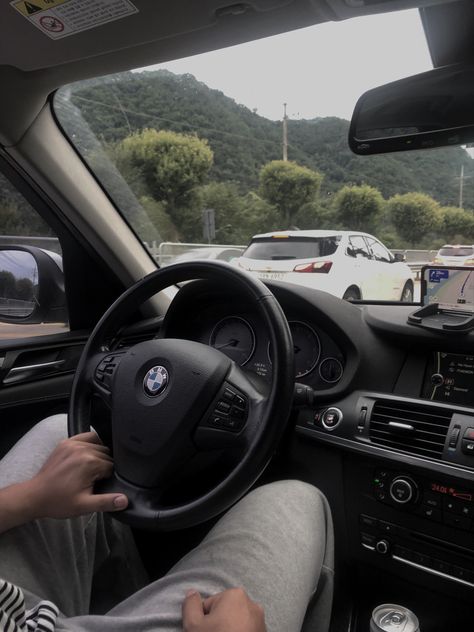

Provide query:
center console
left=345, top=457, right=474, bottom=596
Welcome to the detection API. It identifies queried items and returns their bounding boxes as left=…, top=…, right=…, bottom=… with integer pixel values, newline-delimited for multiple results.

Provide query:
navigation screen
left=422, top=266, right=474, bottom=313
left=423, top=352, right=474, bottom=404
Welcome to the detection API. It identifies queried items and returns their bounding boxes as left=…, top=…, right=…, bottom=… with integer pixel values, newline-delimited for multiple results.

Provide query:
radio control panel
left=373, top=468, right=474, bottom=532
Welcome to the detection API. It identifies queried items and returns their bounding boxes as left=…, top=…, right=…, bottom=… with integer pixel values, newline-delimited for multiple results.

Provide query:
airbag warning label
left=11, top=0, right=138, bottom=40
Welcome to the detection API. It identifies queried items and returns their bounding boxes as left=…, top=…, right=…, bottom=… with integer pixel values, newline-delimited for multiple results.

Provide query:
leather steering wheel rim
left=69, top=261, right=294, bottom=530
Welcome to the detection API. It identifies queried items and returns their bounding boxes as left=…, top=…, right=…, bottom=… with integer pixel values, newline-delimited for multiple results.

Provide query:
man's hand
left=29, top=431, right=128, bottom=519
left=182, top=588, right=266, bottom=632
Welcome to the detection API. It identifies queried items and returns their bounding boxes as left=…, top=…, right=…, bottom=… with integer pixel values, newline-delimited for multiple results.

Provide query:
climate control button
left=390, top=477, right=416, bottom=504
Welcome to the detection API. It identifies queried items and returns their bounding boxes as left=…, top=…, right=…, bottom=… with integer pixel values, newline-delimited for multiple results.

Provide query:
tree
left=116, top=129, right=213, bottom=237
left=441, top=206, right=474, bottom=243
left=197, top=183, right=279, bottom=244
left=387, top=192, right=442, bottom=247
left=259, top=161, right=322, bottom=227
left=332, top=184, right=384, bottom=233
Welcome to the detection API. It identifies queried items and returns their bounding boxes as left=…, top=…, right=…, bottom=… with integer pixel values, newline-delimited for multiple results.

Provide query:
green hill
left=67, top=69, right=474, bottom=208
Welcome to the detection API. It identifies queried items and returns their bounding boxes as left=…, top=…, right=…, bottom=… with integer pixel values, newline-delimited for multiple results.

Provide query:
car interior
left=2, top=0, right=474, bottom=630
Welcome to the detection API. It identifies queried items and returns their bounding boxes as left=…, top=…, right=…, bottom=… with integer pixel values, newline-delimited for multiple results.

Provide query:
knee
left=250, top=480, right=330, bottom=534
left=30, top=414, right=69, bottom=446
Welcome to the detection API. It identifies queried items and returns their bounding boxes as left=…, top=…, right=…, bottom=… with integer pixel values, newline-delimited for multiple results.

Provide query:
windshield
left=54, top=9, right=474, bottom=304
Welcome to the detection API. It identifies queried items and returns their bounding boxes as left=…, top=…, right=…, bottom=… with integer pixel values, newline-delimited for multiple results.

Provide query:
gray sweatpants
left=0, top=415, right=334, bottom=632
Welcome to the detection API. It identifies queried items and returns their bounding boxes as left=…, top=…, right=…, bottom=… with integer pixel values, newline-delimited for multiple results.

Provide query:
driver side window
left=0, top=171, right=69, bottom=341
left=366, top=237, right=392, bottom=263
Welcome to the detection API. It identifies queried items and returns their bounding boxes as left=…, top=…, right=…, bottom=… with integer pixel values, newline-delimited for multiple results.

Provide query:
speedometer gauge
left=290, top=321, right=321, bottom=378
left=209, top=316, right=255, bottom=366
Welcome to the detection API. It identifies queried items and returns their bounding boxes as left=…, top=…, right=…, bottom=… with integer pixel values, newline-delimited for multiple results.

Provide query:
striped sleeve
left=0, top=579, right=59, bottom=632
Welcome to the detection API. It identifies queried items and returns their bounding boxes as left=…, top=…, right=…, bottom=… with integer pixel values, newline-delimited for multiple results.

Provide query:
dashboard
left=163, top=280, right=345, bottom=392
left=160, top=277, right=474, bottom=599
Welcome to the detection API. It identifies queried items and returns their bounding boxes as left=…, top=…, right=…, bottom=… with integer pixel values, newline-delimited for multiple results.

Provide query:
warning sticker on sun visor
left=10, top=0, right=138, bottom=40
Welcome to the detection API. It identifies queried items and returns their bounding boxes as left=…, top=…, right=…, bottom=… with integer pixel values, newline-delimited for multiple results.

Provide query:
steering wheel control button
left=95, top=354, right=123, bottom=388
left=143, top=365, right=169, bottom=397
left=207, top=384, right=248, bottom=433
left=321, top=407, right=342, bottom=430
left=223, top=388, right=235, bottom=402
left=216, top=401, right=232, bottom=414
left=389, top=477, right=415, bottom=504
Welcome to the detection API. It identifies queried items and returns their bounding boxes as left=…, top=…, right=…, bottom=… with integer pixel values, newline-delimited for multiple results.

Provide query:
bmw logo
left=143, top=365, right=169, bottom=397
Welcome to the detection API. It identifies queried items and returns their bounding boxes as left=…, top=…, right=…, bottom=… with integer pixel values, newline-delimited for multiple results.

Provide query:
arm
left=0, top=431, right=128, bottom=536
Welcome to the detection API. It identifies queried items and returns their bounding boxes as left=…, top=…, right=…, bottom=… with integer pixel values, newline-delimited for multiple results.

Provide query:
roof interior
left=0, top=0, right=469, bottom=145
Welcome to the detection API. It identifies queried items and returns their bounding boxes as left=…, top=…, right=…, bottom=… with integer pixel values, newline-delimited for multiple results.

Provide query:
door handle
left=9, top=360, right=65, bottom=374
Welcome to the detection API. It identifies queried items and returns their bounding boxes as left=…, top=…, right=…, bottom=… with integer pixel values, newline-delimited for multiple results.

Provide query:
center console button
left=378, top=521, right=398, bottom=536
left=443, top=513, right=471, bottom=530
left=416, top=505, right=441, bottom=521
left=360, top=515, right=378, bottom=530
left=321, top=407, right=342, bottom=430
left=390, top=477, right=416, bottom=504
left=375, top=539, right=390, bottom=555
left=423, top=491, right=441, bottom=509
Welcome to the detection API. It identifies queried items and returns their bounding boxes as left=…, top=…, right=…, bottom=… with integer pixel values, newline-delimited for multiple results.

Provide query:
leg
left=0, top=415, right=147, bottom=616
left=66, top=480, right=333, bottom=632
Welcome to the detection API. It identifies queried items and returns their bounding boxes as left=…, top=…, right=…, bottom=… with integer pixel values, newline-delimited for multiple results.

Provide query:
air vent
left=369, top=400, right=452, bottom=460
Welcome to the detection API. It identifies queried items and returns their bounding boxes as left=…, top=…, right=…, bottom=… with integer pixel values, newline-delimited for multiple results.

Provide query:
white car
left=433, top=245, right=474, bottom=267
left=163, top=246, right=244, bottom=266
left=235, top=230, right=414, bottom=301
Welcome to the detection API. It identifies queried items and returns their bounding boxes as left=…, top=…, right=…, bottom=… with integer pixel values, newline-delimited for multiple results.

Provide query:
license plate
left=257, top=272, right=285, bottom=281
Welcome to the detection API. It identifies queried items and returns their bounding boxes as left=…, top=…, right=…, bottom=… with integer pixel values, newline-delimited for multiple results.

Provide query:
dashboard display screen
left=422, top=266, right=474, bottom=313
left=423, top=352, right=474, bottom=404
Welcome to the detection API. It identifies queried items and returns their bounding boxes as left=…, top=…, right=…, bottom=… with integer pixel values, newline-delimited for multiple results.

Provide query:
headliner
left=0, top=0, right=470, bottom=145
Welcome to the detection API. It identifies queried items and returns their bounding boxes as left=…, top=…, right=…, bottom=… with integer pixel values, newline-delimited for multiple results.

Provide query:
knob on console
left=389, top=477, right=417, bottom=504
left=375, top=539, right=390, bottom=555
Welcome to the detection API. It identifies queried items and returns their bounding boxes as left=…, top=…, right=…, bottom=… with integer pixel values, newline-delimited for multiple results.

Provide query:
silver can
left=370, top=604, right=420, bottom=632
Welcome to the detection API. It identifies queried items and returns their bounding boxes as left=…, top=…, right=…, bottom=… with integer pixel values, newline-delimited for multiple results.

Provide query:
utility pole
left=455, top=164, right=473, bottom=209
left=282, top=103, right=288, bottom=162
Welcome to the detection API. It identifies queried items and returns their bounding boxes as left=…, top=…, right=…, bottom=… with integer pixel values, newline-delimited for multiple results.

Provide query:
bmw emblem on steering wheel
left=143, top=365, right=169, bottom=397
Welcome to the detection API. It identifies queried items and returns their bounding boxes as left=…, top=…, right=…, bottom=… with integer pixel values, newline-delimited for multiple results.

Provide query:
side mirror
left=0, top=246, right=67, bottom=325
left=393, top=252, right=406, bottom=263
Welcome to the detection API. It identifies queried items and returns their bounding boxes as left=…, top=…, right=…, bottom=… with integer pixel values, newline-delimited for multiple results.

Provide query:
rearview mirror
left=349, top=64, right=474, bottom=155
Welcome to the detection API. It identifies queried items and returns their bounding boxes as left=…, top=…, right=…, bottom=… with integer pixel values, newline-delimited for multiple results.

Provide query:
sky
left=143, top=9, right=432, bottom=122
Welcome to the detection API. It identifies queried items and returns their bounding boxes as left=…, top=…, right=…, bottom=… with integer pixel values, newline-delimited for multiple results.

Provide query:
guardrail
left=391, top=250, right=437, bottom=281
left=0, top=237, right=436, bottom=279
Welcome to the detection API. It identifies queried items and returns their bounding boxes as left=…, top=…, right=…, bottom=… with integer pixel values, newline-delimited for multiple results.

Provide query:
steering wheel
left=69, top=261, right=294, bottom=530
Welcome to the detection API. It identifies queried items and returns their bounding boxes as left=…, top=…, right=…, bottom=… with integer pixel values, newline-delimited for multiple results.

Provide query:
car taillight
left=293, top=261, right=333, bottom=273
left=433, top=257, right=442, bottom=263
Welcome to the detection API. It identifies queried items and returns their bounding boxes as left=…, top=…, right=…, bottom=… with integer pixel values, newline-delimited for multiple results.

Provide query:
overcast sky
left=146, top=9, right=432, bottom=121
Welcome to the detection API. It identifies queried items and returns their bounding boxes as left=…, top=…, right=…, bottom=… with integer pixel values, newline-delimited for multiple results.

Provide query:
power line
left=71, top=94, right=283, bottom=151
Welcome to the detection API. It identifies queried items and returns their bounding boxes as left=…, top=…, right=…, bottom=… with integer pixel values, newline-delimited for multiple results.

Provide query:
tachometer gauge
left=290, top=321, right=321, bottom=378
left=209, top=316, right=255, bottom=366
left=268, top=321, right=321, bottom=378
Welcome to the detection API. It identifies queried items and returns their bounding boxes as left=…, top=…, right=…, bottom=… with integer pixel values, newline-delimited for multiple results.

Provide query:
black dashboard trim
left=296, top=424, right=474, bottom=484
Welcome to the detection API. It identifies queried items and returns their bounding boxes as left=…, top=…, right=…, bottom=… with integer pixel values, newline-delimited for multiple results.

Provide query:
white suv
left=235, top=230, right=414, bottom=301
left=433, top=245, right=474, bottom=267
